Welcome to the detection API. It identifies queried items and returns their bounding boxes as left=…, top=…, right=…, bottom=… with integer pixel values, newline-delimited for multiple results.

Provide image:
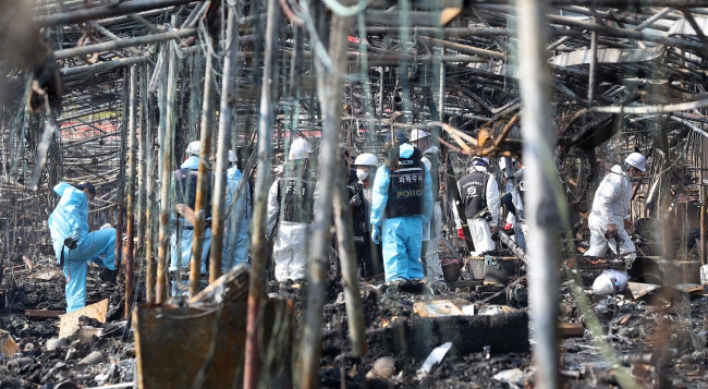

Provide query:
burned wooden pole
left=189, top=3, right=220, bottom=297
left=156, top=19, right=180, bottom=303
left=136, top=64, right=148, bottom=262
left=333, top=172, right=367, bottom=357
left=516, top=1, right=559, bottom=388
left=210, top=3, right=238, bottom=282
left=125, top=64, right=137, bottom=318
left=243, top=0, right=279, bottom=386
left=300, top=13, right=352, bottom=389
left=114, top=71, right=129, bottom=279
left=145, top=60, right=160, bottom=304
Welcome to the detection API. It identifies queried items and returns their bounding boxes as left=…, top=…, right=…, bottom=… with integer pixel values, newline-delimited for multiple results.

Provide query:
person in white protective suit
left=223, top=150, right=251, bottom=272
left=170, top=141, right=213, bottom=293
left=370, top=143, right=433, bottom=283
left=48, top=182, right=116, bottom=313
left=410, top=129, right=444, bottom=283
left=585, top=152, right=646, bottom=269
left=267, top=138, right=317, bottom=282
left=456, top=157, right=500, bottom=256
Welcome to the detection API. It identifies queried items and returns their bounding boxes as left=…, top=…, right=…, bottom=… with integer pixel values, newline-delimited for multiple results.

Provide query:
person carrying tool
left=267, top=137, right=317, bottom=282
left=370, top=143, right=433, bottom=284
left=48, top=182, right=117, bottom=313
left=171, top=140, right=213, bottom=294
left=223, top=149, right=251, bottom=272
left=585, top=152, right=647, bottom=269
left=410, top=129, right=444, bottom=284
left=348, top=153, right=382, bottom=280
left=457, top=156, right=501, bottom=256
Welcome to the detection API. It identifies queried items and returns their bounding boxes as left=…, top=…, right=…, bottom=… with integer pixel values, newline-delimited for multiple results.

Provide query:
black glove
left=64, top=237, right=78, bottom=250
left=351, top=194, right=362, bottom=207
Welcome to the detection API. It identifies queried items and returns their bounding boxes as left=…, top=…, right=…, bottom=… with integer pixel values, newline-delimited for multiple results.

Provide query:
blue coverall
left=170, top=156, right=212, bottom=274
left=223, top=166, right=250, bottom=272
left=370, top=145, right=433, bottom=281
left=48, top=182, right=116, bottom=313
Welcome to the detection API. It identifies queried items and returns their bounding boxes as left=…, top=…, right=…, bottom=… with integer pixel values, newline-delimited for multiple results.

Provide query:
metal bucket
left=441, top=258, right=461, bottom=282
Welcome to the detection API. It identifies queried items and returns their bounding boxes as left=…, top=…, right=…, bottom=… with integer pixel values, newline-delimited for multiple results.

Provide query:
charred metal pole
left=156, top=18, right=180, bottom=303
left=34, top=0, right=204, bottom=27
left=333, top=173, right=367, bottom=357
left=125, top=65, right=137, bottom=318
left=517, top=1, right=560, bottom=389
left=210, top=3, right=238, bottom=282
left=588, top=10, right=598, bottom=105
left=499, top=232, right=530, bottom=265
left=145, top=59, right=160, bottom=304
left=54, top=28, right=197, bottom=60
left=190, top=3, right=220, bottom=297
left=701, top=188, right=707, bottom=266
left=243, top=0, right=279, bottom=386
left=300, top=13, right=352, bottom=389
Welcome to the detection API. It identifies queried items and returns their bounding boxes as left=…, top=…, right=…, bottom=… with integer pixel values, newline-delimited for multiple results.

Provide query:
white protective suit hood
left=422, top=145, right=439, bottom=155
left=181, top=156, right=200, bottom=170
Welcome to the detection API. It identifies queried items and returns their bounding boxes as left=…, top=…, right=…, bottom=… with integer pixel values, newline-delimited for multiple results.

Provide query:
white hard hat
left=228, top=150, right=237, bottom=163
left=289, top=138, right=312, bottom=160
left=592, top=273, right=616, bottom=296
left=410, top=129, right=431, bottom=142
left=472, top=156, right=490, bottom=166
left=354, top=153, right=378, bottom=167
left=186, top=141, right=201, bottom=156
left=624, top=152, right=647, bottom=172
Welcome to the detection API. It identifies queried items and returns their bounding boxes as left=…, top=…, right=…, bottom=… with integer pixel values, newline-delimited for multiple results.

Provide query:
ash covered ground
left=2, top=249, right=708, bottom=389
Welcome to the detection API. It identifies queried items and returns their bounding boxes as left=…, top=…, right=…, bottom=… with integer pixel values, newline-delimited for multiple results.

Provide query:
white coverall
left=585, top=164, right=636, bottom=264
left=457, top=165, right=500, bottom=256
left=421, top=146, right=443, bottom=281
left=266, top=175, right=317, bottom=282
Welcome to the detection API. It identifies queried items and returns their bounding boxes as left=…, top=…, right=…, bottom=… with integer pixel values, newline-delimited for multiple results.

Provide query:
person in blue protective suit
left=370, top=143, right=433, bottom=283
left=223, top=149, right=251, bottom=272
left=170, top=141, right=213, bottom=294
left=48, top=182, right=116, bottom=313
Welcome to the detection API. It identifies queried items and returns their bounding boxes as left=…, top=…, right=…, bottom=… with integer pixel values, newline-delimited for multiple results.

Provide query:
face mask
left=356, top=169, right=368, bottom=181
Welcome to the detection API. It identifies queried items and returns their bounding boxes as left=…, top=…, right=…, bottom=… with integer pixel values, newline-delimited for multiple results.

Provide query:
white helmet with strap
left=354, top=153, right=378, bottom=167
left=289, top=138, right=313, bottom=160
left=410, top=129, right=431, bottom=142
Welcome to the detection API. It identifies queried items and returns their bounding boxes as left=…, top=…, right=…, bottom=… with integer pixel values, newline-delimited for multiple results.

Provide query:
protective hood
left=228, top=166, right=243, bottom=182
left=470, top=165, right=489, bottom=174
left=48, top=182, right=90, bottom=242
left=399, top=144, right=414, bottom=159
left=610, top=164, right=627, bottom=177
left=181, top=156, right=200, bottom=170
left=423, top=145, right=439, bottom=155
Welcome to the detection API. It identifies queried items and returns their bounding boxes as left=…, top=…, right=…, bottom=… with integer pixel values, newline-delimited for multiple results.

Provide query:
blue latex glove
left=371, top=226, right=381, bottom=245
